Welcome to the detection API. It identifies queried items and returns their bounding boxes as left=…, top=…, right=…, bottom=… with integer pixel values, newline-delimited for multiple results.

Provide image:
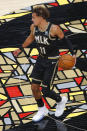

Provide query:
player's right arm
left=13, top=24, right=35, bottom=57
left=22, top=24, right=35, bottom=48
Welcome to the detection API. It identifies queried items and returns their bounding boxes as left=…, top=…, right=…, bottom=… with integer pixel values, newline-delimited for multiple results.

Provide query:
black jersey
left=34, top=22, right=59, bottom=57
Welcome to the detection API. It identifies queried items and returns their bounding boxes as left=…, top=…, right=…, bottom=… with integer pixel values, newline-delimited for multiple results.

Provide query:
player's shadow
left=33, top=117, right=67, bottom=131
left=6, top=116, right=68, bottom=131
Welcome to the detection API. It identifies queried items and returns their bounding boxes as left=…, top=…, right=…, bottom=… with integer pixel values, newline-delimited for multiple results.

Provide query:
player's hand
left=72, top=54, right=76, bottom=65
left=13, top=49, right=21, bottom=57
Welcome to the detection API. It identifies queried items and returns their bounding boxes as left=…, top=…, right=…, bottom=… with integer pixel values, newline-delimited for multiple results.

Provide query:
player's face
left=32, top=13, right=42, bottom=26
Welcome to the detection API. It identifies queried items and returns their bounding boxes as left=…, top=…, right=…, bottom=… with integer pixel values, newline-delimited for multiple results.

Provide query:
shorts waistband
left=39, top=54, right=60, bottom=59
left=48, top=56, right=60, bottom=59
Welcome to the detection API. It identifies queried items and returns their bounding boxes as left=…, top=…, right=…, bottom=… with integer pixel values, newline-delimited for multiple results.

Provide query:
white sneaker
left=55, top=96, right=67, bottom=117
left=32, top=105, right=49, bottom=122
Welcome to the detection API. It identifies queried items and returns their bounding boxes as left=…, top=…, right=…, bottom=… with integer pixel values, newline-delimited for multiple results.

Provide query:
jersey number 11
left=40, top=47, right=46, bottom=54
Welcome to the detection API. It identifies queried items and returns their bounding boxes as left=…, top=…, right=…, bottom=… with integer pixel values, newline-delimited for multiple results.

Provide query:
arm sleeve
left=61, top=36, right=75, bottom=55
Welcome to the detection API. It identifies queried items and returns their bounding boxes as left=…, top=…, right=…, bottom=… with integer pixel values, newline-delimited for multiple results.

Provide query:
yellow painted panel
left=4, top=71, right=11, bottom=73
left=22, top=104, right=38, bottom=112
left=30, top=48, right=39, bottom=56
left=0, top=12, right=31, bottom=19
left=0, top=94, right=7, bottom=100
left=13, top=65, right=17, bottom=68
left=80, top=101, right=86, bottom=103
left=70, top=96, right=74, bottom=100
left=57, top=0, right=69, bottom=5
left=65, top=22, right=70, bottom=25
left=1, top=79, right=6, bottom=84
left=81, top=19, right=85, bottom=23
left=66, top=111, right=87, bottom=118
left=29, top=77, right=32, bottom=82
left=0, top=48, right=18, bottom=52
left=70, top=91, right=83, bottom=96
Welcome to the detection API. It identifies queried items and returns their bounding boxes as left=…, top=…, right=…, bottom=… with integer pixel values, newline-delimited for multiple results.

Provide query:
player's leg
left=30, top=56, right=48, bottom=122
left=42, top=58, right=62, bottom=102
left=31, top=83, right=42, bottom=100
left=42, top=58, right=67, bottom=117
left=31, top=82, right=48, bottom=122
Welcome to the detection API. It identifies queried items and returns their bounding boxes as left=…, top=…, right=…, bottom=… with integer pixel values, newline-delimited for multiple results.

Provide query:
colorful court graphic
left=0, top=0, right=87, bottom=131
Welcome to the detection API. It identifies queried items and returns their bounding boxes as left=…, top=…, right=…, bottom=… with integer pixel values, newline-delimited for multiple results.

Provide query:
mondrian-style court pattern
left=0, top=0, right=87, bottom=131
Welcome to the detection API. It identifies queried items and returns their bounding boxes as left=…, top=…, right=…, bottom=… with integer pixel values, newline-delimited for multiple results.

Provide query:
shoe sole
left=32, top=115, right=45, bottom=122
left=32, top=110, right=48, bottom=122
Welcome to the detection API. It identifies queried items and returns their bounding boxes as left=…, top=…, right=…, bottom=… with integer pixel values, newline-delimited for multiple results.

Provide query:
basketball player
left=13, top=6, right=76, bottom=122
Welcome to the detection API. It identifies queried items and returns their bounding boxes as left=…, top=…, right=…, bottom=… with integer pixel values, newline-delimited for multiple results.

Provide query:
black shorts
left=30, top=55, right=59, bottom=88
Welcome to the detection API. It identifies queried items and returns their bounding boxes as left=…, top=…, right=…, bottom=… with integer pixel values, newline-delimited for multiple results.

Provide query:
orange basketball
left=58, top=54, right=75, bottom=70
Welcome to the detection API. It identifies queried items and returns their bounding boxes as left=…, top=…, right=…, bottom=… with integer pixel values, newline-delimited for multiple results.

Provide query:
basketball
left=58, top=54, right=75, bottom=70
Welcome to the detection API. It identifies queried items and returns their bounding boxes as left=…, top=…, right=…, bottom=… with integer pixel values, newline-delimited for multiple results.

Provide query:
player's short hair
left=32, top=6, right=50, bottom=19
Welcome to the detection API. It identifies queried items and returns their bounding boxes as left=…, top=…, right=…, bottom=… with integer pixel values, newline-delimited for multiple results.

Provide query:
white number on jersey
left=40, top=47, right=46, bottom=54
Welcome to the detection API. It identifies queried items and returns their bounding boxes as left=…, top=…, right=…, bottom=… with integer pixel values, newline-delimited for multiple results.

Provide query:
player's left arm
left=51, top=25, right=76, bottom=62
